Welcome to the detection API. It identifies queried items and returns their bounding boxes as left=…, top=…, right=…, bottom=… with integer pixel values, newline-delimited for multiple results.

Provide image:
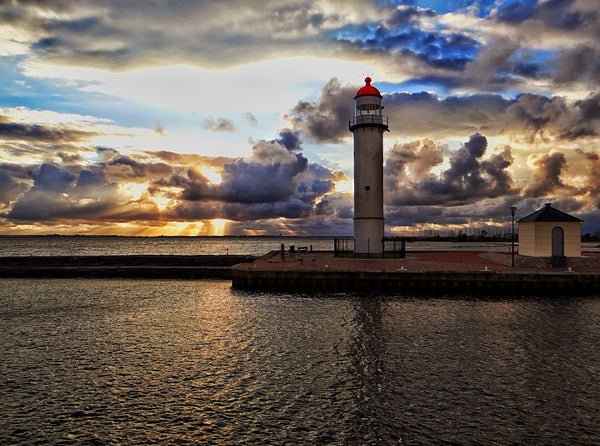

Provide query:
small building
left=517, top=203, right=583, bottom=258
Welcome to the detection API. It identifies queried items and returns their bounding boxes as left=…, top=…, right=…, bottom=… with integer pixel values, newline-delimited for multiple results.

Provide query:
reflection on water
left=1, top=279, right=599, bottom=444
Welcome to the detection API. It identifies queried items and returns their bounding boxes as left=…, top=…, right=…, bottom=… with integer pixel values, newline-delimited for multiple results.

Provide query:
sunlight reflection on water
left=1, top=279, right=599, bottom=444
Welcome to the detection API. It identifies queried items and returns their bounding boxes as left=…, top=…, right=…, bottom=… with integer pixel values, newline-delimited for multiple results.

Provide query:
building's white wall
left=353, top=126, right=384, bottom=254
left=563, top=222, right=582, bottom=257
left=519, top=221, right=581, bottom=257
left=534, top=222, right=554, bottom=257
left=518, top=223, right=536, bottom=256
left=354, top=218, right=384, bottom=254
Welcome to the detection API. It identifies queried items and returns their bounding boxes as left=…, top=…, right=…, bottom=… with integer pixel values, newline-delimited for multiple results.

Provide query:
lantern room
left=349, top=77, right=389, bottom=131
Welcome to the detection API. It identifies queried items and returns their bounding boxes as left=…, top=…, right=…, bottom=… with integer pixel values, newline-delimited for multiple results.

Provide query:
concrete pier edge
left=231, top=268, right=600, bottom=296
left=230, top=250, right=600, bottom=296
left=1, top=252, right=600, bottom=296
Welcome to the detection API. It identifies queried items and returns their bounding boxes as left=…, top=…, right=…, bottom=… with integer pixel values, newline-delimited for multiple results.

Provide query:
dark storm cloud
left=152, top=130, right=336, bottom=221
left=384, top=195, right=533, bottom=229
left=576, top=149, right=600, bottom=205
left=224, top=199, right=312, bottom=220
left=219, top=154, right=308, bottom=203
left=554, top=44, right=600, bottom=85
left=169, top=199, right=313, bottom=222
left=3, top=155, right=159, bottom=223
left=8, top=163, right=80, bottom=220
left=463, top=37, right=521, bottom=87
left=290, top=78, right=600, bottom=142
left=329, top=4, right=478, bottom=72
left=3, top=1, right=352, bottom=70
left=288, top=79, right=529, bottom=141
left=0, top=162, right=32, bottom=181
left=4, top=0, right=597, bottom=97
left=385, top=205, right=445, bottom=227
left=105, top=154, right=173, bottom=180
left=0, top=120, right=95, bottom=142
left=493, top=0, right=537, bottom=23
left=162, top=147, right=308, bottom=205
left=75, top=169, right=107, bottom=189
left=492, top=0, right=592, bottom=31
left=384, top=139, right=444, bottom=193
left=373, top=29, right=477, bottom=71
left=524, top=152, right=571, bottom=198
left=272, top=129, right=299, bottom=151
left=504, top=92, right=600, bottom=141
left=287, top=78, right=355, bottom=143
left=314, top=191, right=353, bottom=219
left=30, top=163, right=75, bottom=192
left=0, top=164, right=30, bottom=205
left=385, top=134, right=515, bottom=206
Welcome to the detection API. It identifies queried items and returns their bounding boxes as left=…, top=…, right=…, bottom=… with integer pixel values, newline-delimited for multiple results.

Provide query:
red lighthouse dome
left=354, top=77, right=382, bottom=98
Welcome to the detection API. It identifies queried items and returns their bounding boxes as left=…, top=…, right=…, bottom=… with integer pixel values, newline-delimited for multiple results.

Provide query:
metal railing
left=349, top=114, right=389, bottom=129
left=333, top=236, right=408, bottom=258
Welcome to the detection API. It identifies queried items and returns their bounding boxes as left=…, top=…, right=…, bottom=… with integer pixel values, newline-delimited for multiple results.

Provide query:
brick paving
left=239, top=250, right=600, bottom=274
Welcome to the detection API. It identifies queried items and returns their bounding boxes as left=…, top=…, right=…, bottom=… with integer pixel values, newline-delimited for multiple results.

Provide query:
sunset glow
left=1, top=1, right=599, bottom=236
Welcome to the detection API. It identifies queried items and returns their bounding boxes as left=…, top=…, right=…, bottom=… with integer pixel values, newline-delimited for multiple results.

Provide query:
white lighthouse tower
left=349, top=77, right=389, bottom=256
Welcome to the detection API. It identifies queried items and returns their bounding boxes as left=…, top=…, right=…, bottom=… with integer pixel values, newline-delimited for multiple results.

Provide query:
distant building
left=517, top=203, right=582, bottom=258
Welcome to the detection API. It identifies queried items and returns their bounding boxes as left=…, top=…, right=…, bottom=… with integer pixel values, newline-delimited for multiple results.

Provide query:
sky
left=0, top=0, right=599, bottom=236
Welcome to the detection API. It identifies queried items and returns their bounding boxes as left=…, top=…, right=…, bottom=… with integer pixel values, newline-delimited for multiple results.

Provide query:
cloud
left=3, top=1, right=366, bottom=70
left=159, top=130, right=311, bottom=205
left=576, top=149, right=600, bottom=210
left=524, top=152, right=572, bottom=198
left=244, top=112, right=258, bottom=126
left=201, top=117, right=236, bottom=133
left=289, top=80, right=564, bottom=141
left=384, top=139, right=444, bottom=191
left=287, top=77, right=355, bottom=143
left=105, top=152, right=173, bottom=180
left=30, top=163, right=75, bottom=191
left=0, top=119, right=96, bottom=142
left=314, top=191, right=353, bottom=219
left=148, top=129, right=339, bottom=222
left=504, top=92, right=600, bottom=141
left=0, top=164, right=30, bottom=206
left=5, top=162, right=158, bottom=222
left=492, top=0, right=597, bottom=35
left=463, top=37, right=520, bottom=87
left=492, top=0, right=537, bottom=24
left=2, top=1, right=600, bottom=235
left=385, top=134, right=515, bottom=206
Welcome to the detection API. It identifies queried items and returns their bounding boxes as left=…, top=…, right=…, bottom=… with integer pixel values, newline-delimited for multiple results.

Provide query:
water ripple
left=1, top=280, right=599, bottom=444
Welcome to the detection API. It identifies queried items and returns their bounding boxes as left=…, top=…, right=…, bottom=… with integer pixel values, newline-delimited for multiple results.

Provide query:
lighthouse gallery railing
left=348, top=115, right=389, bottom=129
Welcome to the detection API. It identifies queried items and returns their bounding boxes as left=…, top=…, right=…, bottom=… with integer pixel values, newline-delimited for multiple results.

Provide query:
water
left=0, top=236, right=334, bottom=257
left=1, top=278, right=599, bottom=445
left=1, top=235, right=599, bottom=257
left=1, top=237, right=599, bottom=443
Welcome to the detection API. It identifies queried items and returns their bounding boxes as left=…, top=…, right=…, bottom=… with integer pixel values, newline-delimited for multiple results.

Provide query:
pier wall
left=231, top=269, right=600, bottom=296
left=0, top=255, right=253, bottom=279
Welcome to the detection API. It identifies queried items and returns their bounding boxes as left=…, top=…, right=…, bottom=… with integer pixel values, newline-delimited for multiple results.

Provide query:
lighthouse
left=349, top=77, right=389, bottom=256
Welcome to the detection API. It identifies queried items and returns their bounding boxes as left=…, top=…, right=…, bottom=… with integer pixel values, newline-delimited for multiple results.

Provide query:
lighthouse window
left=356, top=104, right=381, bottom=116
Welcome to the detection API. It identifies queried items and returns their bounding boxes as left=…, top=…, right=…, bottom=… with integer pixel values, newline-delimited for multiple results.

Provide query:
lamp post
left=509, top=206, right=517, bottom=267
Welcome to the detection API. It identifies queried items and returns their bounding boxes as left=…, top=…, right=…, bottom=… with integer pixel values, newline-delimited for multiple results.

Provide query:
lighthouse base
left=354, top=217, right=384, bottom=256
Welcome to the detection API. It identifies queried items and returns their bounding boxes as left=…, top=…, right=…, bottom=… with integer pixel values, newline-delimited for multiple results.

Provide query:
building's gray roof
left=517, top=203, right=583, bottom=223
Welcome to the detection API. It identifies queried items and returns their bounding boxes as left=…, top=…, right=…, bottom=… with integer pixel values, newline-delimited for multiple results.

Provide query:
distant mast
left=349, top=77, right=389, bottom=256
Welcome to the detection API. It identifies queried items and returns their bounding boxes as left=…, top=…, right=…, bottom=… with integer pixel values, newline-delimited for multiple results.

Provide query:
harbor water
left=1, top=237, right=599, bottom=444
